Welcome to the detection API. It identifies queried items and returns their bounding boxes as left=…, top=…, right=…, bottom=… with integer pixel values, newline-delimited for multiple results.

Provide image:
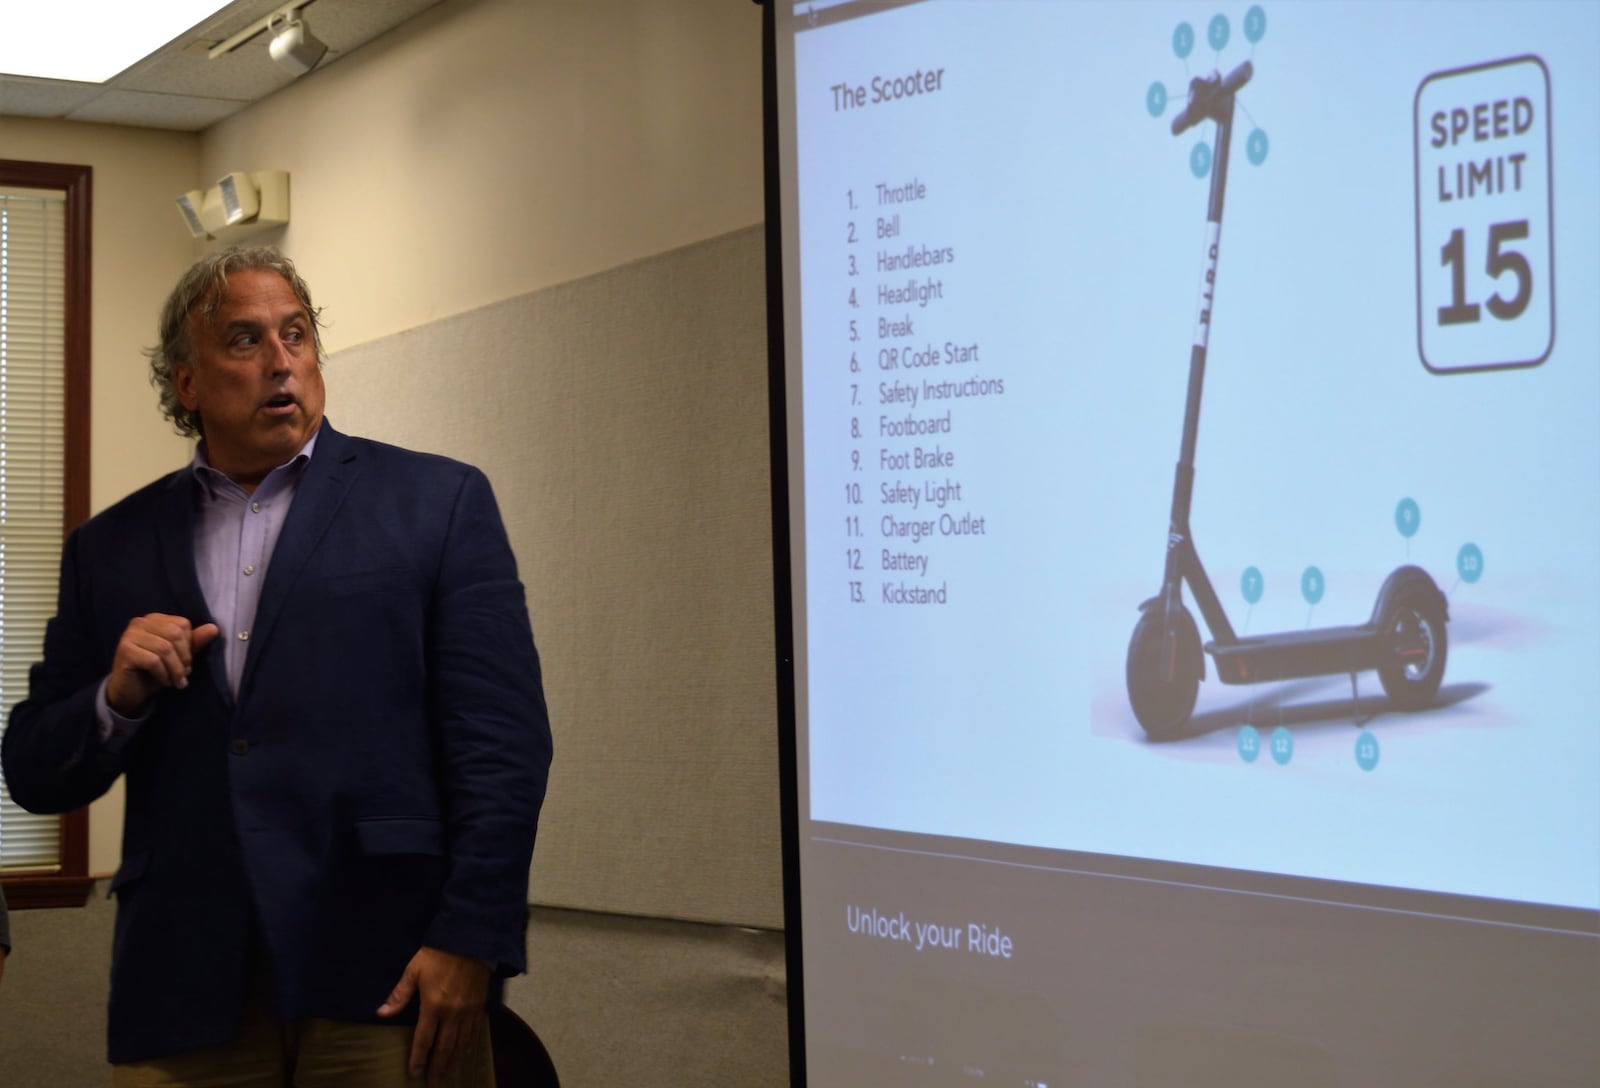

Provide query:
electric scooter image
left=1126, top=60, right=1450, bottom=739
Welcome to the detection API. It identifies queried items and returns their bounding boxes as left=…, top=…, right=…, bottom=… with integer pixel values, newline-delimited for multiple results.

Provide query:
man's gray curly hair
left=145, top=247, right=326, bottom=438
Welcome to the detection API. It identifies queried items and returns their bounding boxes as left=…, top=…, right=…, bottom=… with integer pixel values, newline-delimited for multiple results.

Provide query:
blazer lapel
left=154, top=469, right=231, bottom=706
left=155, top=470, right=210, bottom=616
left=238, top=423, right=361, bottom=701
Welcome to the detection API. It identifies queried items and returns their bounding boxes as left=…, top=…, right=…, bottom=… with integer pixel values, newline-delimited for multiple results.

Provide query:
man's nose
left=264, top=335, right=293, bottom=374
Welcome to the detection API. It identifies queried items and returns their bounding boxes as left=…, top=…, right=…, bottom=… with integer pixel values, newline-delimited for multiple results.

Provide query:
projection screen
left=764, top=2, right=1600, bottom=1085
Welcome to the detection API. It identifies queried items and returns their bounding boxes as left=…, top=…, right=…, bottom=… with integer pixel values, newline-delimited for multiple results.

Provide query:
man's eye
left=232, top=334, right=258, bottom=348
left=284, top=328, right=304, bottom=344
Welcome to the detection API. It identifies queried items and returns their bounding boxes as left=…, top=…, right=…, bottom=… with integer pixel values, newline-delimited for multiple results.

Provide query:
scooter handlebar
left=1220, top=58, right=1254, bottom=94
left=1169, top=59, right=1254, bottom=135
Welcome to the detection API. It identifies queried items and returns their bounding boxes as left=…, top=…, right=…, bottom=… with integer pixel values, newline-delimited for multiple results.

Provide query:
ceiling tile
left=66, top=90, right=253, bottom=133
left=1, top=0, right=444, bottom=131
left=118, top=43, right=301, bottom=102
left=0, top=77, right=103, bottom=120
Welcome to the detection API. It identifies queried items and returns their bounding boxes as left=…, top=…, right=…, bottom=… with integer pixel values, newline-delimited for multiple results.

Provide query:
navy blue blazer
left=2, top=423, right=552, bottom=1063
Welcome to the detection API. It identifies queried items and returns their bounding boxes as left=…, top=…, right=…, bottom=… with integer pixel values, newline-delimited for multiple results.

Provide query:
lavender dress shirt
left=97, top=431, right=318, bottom=746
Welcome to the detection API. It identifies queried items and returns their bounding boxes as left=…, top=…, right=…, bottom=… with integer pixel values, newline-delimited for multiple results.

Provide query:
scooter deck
left=1205, top=622, right=1388, bottom=685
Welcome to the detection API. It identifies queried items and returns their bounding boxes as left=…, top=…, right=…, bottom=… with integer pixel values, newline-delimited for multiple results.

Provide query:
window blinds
left=0, top=187, right=68, bottom=872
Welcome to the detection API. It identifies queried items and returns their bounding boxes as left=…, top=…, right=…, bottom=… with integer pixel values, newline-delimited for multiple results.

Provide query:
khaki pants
left=111, top=974, right=494, bottom=1088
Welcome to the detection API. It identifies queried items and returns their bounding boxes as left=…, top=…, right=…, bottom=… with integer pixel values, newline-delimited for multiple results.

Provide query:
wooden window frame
left=0, top=158, right=93, bottom=910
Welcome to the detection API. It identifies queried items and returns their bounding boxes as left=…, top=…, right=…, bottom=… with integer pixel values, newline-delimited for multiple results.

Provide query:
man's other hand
left=377, top=946, right=491, bottom=1085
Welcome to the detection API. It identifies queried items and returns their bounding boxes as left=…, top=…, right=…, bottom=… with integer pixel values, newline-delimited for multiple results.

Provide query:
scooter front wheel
left=1126, top=604, right=1201, bottom=739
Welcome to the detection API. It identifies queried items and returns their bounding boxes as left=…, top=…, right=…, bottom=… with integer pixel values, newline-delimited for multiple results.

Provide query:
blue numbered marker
left=1190, top=142, right=1212, bottom=178
left=1238, top=725, right=1261, bottom=763
left=1244, top=5, right=1267, bottom=43
left=1301, top=566, right=1325, bottom=605
left=1241, top=566, right=1264, bottom=605
left=1173, top=21, right=1195, bottom=59
left=1147, top=81, right=1168, bottom=118
left=1246, top=128, right=1269, bottom=165
left=1457, top=542, right=1484, bottom=584
left=1355, top=730, right=1380, bottom=772
left=1395, top=497, right=1421, bottom=538
left=1208, top=14, right=1230, bottom=52
left=1270, top=726, right=1294, bottom=766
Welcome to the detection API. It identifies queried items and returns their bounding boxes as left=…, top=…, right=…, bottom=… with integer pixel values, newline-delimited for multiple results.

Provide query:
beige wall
left=1, top=117, right=202, bottom=873
left=0, top=119, right=201, bottom=521
left=200, top=0, right=765, bottom=356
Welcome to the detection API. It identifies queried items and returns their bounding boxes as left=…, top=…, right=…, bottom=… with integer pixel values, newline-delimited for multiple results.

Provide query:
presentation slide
left=770, top=2, right=1600, bottom=1085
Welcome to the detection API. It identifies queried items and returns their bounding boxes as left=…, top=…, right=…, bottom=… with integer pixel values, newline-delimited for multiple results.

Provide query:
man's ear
left=174, top=363, right=200, bottom=412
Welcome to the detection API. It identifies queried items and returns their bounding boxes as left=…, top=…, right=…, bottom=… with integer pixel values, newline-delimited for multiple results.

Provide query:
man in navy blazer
left=2, top=248, right=551, bottom=1085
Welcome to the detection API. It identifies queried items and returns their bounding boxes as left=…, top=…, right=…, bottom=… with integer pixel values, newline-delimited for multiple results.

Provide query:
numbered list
left=830, top=177, right=1005, bottom=609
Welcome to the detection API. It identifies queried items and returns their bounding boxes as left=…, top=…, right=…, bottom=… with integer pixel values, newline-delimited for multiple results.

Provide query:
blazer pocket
left=315, top=566, right=417, bottom=599
left=353, top=817, right=444, bottom=857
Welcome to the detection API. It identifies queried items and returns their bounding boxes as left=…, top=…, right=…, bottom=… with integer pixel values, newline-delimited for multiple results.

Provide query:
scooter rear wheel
left=1377, top=596, right=1448, bottom=710
left=1127, top=605, right=1201, bottom=739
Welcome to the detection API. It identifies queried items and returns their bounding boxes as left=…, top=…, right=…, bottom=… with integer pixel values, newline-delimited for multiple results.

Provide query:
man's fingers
left=409, top=1011, right=438, bottom=1080
left=379, top=966, right=433, bottom=1078
left=107, top=614, right=219, bottom=714
left=376, top=968, right=417, bottom=1019
left=425, top=1017, right=462, bottom=1088
left=122, top=638, right=182, bottom=687
left=108, top=635, right=181, bottom=712
left=164, top=621, right=219, bottom=684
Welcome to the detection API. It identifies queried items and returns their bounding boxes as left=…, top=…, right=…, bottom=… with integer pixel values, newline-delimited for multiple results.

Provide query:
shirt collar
left=190, top=427, right=320, bottom=501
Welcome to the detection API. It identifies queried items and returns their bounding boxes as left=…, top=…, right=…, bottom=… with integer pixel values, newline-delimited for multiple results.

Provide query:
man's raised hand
left=106, top=614, right=220, bottom=716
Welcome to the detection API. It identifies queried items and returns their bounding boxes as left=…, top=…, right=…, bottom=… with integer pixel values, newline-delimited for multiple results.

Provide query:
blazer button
left=231, top=738, right=249, bottom=755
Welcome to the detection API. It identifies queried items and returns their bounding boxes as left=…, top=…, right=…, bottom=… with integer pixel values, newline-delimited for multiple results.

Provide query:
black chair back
left=488, top=1003, right=560, bottom=1087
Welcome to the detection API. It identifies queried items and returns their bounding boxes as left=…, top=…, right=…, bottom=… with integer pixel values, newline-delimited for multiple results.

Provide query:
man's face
left=175, top=268, right=326, bottom=489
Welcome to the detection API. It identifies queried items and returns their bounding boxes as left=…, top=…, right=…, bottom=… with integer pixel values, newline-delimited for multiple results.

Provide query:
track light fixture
left=207, top=2, right=328, bottom=78
left=267, top=12, right=327, bottom=76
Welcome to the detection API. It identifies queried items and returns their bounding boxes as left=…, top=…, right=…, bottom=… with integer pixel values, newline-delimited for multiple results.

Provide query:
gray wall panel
left=329, top=225, right=782, bottom=928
